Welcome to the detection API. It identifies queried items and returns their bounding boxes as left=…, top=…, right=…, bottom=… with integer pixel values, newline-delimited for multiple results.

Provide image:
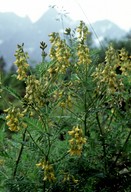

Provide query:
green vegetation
left=0, top=21, right=131, bottom=192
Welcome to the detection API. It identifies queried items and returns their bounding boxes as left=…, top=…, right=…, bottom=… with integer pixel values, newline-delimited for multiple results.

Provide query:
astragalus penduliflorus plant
left=0, top=21, right=130, bottom=192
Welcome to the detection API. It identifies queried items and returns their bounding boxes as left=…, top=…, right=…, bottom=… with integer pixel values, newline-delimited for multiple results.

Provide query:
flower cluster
left=93, top=45, right=124, bottom=95
left=4, top=107, right=27, bottom=131
left=60, top=94, right=72, bottom=108
left=49, top=32, right=71, bottom=73
left=76, top=21, right=91, bottom=66
left=47, top=65, right=59, bottom=78
left=119, top=48, right=131, bottom=77
left=53, top=87, right=73, bottom=109
left=14, top=44, right=29, bottom=80
left=0, top=159, right=5, bottom=166
left=77, top=20, right=89, bottom=42
left=77, top=43, right=91, bottom=65
left=24, top=75, right=45, bottom=107
left=68, top=125, right=87, bottom=156
left=36, top=160, right=56, bottom=182
left=62, top=172, right=78, bottom=184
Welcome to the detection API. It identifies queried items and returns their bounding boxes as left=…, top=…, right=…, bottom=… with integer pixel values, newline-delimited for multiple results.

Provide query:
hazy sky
left=0, top=0, right=131, bottom=31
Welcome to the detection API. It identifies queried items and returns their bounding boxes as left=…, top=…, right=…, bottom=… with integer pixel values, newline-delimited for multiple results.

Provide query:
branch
left=96, top=112, right=107, bottom=173
left=13, top=128, right=27, bottom=177
left=111, top=130, right=131, bottom=169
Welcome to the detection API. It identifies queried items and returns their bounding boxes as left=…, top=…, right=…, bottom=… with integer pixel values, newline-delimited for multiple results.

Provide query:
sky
left=0, top=0, right=131, bottom=31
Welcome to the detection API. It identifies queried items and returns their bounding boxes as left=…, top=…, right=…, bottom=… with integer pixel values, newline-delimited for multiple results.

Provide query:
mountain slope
left=91, top=19, right=126, bottom=44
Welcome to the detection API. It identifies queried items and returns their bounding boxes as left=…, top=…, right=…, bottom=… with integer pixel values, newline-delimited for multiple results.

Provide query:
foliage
left=96, top=30, right=131, bottom=65
left=0, top=21, right=131, bottom=192
left=108, top=30, right=131, bottom=53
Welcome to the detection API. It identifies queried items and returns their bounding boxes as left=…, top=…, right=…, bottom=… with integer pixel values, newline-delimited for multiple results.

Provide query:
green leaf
left=3, top=86, right=21, bottom=100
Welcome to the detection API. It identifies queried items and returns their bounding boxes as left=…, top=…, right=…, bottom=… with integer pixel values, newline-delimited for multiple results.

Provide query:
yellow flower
left=0, top=159, right=5, bottom=166
left=24, top=75, right=45, bottom=107
left=4, top=107, right=26, bottom=132
left=60, top=102, right=66, bottom=108
left=69, top=138, right=75, bottom=145
left=68, top=130, right=75, bottom=136
left=74, top=133, right=79, bottom=138
left=72, top=178, right=79, bottom=184
left=68, top=125, right=87, bottom=156
left=36, top=160, right=56, bottom=182
left=14, top=44, right=29, bottom=81
left=36, top=162, right=42, bottom=167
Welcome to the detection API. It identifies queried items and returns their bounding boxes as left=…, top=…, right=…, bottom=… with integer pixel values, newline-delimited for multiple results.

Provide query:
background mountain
left=0, top=8, right=127, bottom=69
left=91, top=20, right=126, bottom=46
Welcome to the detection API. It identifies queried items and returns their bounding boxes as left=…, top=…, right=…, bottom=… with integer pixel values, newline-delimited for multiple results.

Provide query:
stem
left=111, top=130, right=131, bottom=169
left=13, top=128, right=27, bottom=177
left=84, top=94, right=89, bottom=136
left=83, top=61, right=90, bottom=137
left=32, top=105, right=47, bottom=130
left=96, top=112, right=107, bottom=173
left=46, top=134, right=51, bottom=158
left=52, top=152, right=69, bottom=164
left=43, top=181, right=46, bottom=192
left=26, top=130, right=46, bottom=156
left=66, top=107, right=83, bottom=121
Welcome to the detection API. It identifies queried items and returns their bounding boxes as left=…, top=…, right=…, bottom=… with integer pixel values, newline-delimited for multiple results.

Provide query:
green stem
left=84, top=61, right=90, bottom=137
left=52, top=152, right=69, bottom=164
left=84, top=95, right=89, bottom=136
left=66, top=107, right=83, bottom=121
left=13, top=128, right=27, bottom=177
left=33, top=105, right=47, bottom=130
left=96, top=112, right=107, bottom=173
left=26, top=130, right=46, bottom=156
left=43, top=180, right=46, bottom=192
left=46, top=134, right=51, bottom=158
left=111, top=130, right=131, bottom=169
